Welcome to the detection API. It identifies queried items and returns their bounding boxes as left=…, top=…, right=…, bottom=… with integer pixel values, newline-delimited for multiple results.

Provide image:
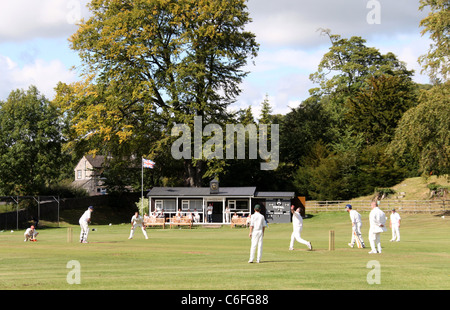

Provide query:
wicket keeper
left=24, top=225, right=38, bottom=242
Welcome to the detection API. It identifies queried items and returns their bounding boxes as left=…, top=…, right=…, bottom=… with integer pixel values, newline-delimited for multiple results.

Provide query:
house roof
left=148, top=187, right=257, bottom=197
left=148, top=187, right=295, bottom=198
left=255, top=191, right=295, bottom=198
left=85, top=155, right=106, bottom=168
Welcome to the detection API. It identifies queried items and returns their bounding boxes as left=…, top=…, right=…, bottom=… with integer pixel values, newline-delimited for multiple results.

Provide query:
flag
left=142, top=158, right=155, bottom=169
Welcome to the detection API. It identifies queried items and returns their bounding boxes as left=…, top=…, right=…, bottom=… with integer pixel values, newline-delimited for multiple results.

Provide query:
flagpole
left=141, top=157, right=144, bottom=214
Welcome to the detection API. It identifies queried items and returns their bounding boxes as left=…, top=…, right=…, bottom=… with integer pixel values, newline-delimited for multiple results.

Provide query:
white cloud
left=247, top=0, right=427, bottom=48
left=0, top=0, right=90, bottom=42
left=0, top=55, right=76, bottom=100
left=0, top=0, right=432, bottom=114
left=236, top=0, right=432, bottom=115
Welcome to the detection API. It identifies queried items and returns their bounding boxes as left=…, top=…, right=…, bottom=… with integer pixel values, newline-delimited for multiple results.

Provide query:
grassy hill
left=352, top=175, right=449, bottom=202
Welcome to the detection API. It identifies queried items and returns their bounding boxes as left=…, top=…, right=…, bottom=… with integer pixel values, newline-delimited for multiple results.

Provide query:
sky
left=0, top=0, right=432, bottom=117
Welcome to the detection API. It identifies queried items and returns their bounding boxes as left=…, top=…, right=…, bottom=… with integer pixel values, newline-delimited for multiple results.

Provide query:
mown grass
left=0, top=212, right=448, bottom=290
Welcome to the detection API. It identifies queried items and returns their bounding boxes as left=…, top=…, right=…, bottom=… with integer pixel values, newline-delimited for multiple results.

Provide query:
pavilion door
left=205, top=200, right=223, bottom=223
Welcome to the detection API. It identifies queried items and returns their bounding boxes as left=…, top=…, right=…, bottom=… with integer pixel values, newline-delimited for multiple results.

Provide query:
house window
left=155, top=200, right=163, bottom=211
left=228, top=199, right=249, bottom=211
left=77, top=170, right=82, bottom=179
left=163, top=200, right=176, bottom=212
left=181, top=200, right=189, bottom=211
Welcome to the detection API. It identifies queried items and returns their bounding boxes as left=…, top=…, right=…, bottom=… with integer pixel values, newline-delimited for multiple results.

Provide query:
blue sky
left=0, top=0, right=432, bottom=117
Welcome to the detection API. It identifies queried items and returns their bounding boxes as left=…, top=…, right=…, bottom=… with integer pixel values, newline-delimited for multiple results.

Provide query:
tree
left=0, top=86, right=69, bottom=195
left=259, top=94, right=272, bottom=124
left=280, top=96, right=333, bottom=166
left=61, top=0, right=259, bottom=187
left=345, top=75, right=418, bottom=145
left=308, top=31, right=414, bottom=152
left=309, top=30, right=413, bottom=97
left=388, top=82, right=450, bottom=176
left=418, top=0, right=450, bottom=83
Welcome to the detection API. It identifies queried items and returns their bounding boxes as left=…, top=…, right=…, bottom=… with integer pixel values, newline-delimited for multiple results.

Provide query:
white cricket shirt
left=292, top=211, right=303, bottom=229
left=390, top=212, right=401, bottom=225
left=349, top=209, right=362, bottom=224
left=131, top=215, right=143, bottom=225
left=79, top=210, right=91, bottom=223
left=250, top=212, right=267, bottom=232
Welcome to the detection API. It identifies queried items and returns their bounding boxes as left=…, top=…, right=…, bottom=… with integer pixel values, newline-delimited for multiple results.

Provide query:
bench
left=169, top=217, right=193, bottom=229
left=144, top=217, right=166, bottom=229
left=231, top=217, right=248, bottom=228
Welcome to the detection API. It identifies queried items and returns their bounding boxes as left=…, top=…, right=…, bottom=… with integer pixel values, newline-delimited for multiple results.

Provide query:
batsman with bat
left=345, top=204, right=365, bottom=248
left=79, top=206, right=93, bottom=243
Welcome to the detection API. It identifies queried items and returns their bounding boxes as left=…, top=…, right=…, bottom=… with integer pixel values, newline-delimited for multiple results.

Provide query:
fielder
left=389, top=209, right=401, bottom=242
left=248, top=205, right=267, bottom=263
left=128, top=211, right=148, bottom=240
left=79, top=206, right=93, bottom=243
left=24, top=225, right=38, bottom=242
left=345, top=204, right=365, bottom=248
left=289, top=205, right=312, bottom=251
left=368, top=201, right=387, bottom=254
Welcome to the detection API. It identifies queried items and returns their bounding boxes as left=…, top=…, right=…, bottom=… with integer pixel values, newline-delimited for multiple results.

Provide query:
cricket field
left=0, top=212, right=448, bottom=290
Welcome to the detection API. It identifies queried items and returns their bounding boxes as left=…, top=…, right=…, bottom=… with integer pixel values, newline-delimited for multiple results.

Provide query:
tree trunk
left=184, top=159, right=204, bottom=187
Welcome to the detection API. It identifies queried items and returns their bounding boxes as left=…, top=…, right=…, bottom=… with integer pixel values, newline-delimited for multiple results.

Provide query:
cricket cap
left=89, top=206, right=94, bottom=210
left=254, top=204, right=261, bottom=211
left=345, top=204, right=352, bottom=209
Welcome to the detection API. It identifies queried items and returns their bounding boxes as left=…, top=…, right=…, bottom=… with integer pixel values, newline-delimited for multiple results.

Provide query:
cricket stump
left=67, top=227, right=73, bottom=243
left=329, top=230, right=335, bottom=251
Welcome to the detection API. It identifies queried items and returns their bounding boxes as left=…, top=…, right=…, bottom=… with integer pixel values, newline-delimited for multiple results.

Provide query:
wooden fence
left=306, top=200, right=448, bottom=213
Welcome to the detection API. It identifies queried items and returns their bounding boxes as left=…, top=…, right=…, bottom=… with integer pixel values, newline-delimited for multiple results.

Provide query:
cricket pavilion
left=147, top=179, right=305, bottom=225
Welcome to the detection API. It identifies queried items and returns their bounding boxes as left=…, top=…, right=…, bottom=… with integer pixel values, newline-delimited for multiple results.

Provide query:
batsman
left=345, top=204, right=365, bottom=248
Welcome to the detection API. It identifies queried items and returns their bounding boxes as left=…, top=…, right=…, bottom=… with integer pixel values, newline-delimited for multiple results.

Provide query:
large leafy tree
left=280, top=96, right=333, bottom=167
left=388, top=82, right=450, bottom=176
left=309, top=31, right=414, bottom=150
left=0, top=86, right=68, bottom=195
left=345, top=74, right=418, bottom=146
left=418, top=0, right=450, bottom=83
left=309, top=30, right=414, bottom=97
left=59, top=0, right=259, bottom=187
left=290, top=31, right=417, bottom=200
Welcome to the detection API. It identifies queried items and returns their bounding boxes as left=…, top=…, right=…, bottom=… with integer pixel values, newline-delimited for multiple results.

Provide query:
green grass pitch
left=0, top=212, right=448, bottom=290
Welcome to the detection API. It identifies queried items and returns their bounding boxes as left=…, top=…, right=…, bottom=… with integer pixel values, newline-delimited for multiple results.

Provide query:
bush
left=375, top=187, right=396, bottom=200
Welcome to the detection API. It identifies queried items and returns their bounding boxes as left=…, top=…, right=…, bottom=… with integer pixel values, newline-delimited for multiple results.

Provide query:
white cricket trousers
left=391, top=224, right=400, bottom=241
left=249, top=231, right=264, bottom=262
left=351, top=223, right=364, bottom=245
left=290, top=226, right=309, bottom=249
left=369, top=231, right=382, bottom=253
left=79, top=220, right=89, bottom=242
left=129, top=224, right=148, bottom=239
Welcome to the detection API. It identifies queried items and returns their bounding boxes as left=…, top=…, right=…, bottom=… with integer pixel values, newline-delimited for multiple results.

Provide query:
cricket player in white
left=24, top=225, right=38, bottom=242
left=289, top=205, right=312, bottom=251
left=368, top=201, right=387, bottom=254
left=129, top=211, right=148, bottom=240
left=390, top=209, right=401, bottom=242
left=79, top=206, right=93, bottom=243
left=345, top=204, right=365, bottom=248
left=248, top=205, right=267, bottom=263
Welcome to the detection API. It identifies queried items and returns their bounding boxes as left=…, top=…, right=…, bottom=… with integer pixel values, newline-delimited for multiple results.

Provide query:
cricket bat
left=353, top=230, right=364, bottom=249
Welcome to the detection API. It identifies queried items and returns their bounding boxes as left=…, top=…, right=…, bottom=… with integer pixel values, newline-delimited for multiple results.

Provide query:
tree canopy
left=60, top=0, right=259, bottom=187
left=0, top=86, right=69, bottom=195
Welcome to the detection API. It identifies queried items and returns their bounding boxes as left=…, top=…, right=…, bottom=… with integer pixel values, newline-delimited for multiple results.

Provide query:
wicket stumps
left=67, top=227, right=73, bottom=243
left=329, top=230, right=335, bottom=251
